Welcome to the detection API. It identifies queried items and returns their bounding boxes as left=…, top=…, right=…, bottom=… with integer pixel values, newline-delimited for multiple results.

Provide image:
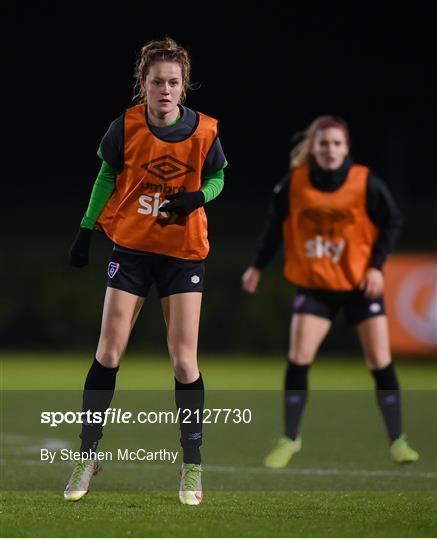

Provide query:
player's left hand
left=359, top=268, right=384, bottom=299
left=159, top=191, right=205, bottom=216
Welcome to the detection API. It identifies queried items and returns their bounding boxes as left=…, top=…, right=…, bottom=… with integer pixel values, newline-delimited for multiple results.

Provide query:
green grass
left=2, top=352, right=436, bottom=390
left=1, top=491, right=436, bottom=538
left=1, top=353, right=436, bottom=537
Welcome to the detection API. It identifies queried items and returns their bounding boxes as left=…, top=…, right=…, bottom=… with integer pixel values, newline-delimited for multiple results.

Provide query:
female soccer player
left=242, top=116, right=418, bottom=468
left=64, top=37, right=227, bottom=505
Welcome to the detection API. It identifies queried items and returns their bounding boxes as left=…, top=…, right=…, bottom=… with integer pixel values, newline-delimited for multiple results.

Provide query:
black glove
left=159, top=191, right=205, bottom=216
left=69, top=227, right=92, bottom=267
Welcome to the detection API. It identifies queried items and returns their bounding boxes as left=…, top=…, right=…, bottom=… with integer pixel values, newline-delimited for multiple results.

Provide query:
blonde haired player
left=242, top=116, right=418, bottom=468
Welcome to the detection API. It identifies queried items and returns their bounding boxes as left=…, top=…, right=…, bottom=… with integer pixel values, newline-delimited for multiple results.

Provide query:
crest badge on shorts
left=108, top=262, right=120, bottom=278
left=294, top=294, right=306, bottom=309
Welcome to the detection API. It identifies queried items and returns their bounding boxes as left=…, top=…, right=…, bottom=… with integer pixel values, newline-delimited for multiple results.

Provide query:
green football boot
left=264, top=436, right=302, bottom=468
left=64, top=459, right=102, bottom=501
left=179, top=463, right=203, bottom=505
left=390, top=434, right=419, bottom=464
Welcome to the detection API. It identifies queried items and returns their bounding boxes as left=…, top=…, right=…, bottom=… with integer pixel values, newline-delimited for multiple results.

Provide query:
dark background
left=3, top=4, right=436, bottom=352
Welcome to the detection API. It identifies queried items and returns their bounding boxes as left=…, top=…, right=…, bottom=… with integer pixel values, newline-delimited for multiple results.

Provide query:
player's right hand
left=242, top=266, right=261, bottom=294
left=359, top=267, right=384, bottom=299
left=69, top=227, right=92, bottom=267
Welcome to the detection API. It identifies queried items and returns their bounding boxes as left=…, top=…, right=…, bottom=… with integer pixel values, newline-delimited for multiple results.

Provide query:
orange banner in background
left=384, top=254, right=437, bottom=356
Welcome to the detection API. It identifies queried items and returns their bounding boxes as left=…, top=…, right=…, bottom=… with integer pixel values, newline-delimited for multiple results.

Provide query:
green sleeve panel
left=201, top=161, right=227, bottom=203
left=80, top=160, right=117, bottom=229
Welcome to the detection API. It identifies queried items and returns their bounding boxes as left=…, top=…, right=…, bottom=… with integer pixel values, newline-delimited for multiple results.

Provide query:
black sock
left=175, top=374, right=204, bottom=465
left=371, top=363, right=402, bottom=442
left=80, top=358, right=119, bottom=453
left=284, top=360, right=309, bottom=440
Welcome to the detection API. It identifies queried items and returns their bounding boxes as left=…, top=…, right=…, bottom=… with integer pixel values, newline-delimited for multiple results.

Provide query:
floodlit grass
left=1, top=491, right=436, bottom=538
left=1, top=353, right=436, bottom=537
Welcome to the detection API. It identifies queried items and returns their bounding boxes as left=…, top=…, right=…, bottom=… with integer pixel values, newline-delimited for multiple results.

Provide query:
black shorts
left=106, top=247, right=205, bottom=298
left=292, top=287, right=386, bottom=326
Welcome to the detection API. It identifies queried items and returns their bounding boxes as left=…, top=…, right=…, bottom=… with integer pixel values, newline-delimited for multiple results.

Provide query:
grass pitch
left=1, top=353, right=436, bottom=537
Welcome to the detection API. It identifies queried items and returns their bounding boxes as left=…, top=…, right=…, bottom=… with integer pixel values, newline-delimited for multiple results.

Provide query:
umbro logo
left=369, top=302, right=382, bottom=313
left=141, top=155, right=195, bottom=181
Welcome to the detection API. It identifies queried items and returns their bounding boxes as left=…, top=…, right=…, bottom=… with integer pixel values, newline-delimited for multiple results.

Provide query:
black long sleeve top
left=252, top=156, right=402, bottom=271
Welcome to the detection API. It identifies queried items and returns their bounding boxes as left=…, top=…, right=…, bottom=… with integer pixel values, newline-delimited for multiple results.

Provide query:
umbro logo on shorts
left=369, top=302, right=382, bottom=313
left=108, top=262, right=120, bottom=279
left=191, top=275, right=200, bottom=284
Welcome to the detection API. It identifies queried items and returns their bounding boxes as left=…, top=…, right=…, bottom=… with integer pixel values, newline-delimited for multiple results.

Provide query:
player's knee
left=172, top=359, right=198, bottom=383
left=290, top=349, right=315, bottom=366
left=365, top=353, right=391, bottom=370
left=96, top=350, right=122, bottom=369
